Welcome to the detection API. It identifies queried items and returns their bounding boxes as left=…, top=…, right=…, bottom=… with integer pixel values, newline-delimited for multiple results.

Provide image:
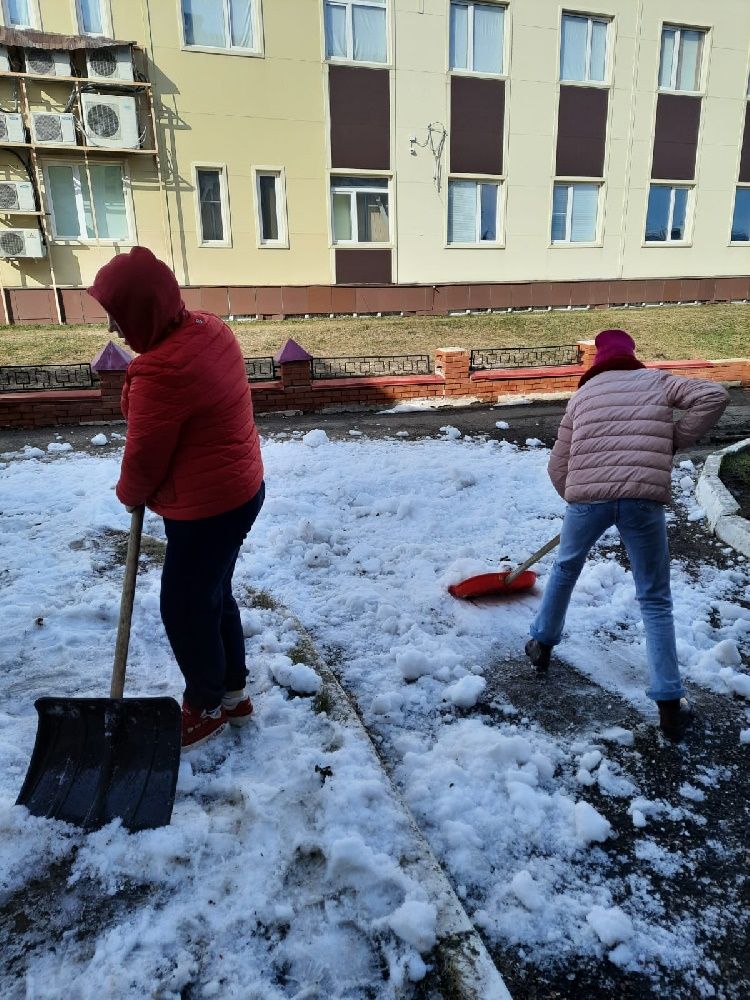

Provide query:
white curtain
left=473, top=4, right=503, bottom=74
left=79, top=0, right=104, bottom=34
left=325, top=3, right=347, bottom=58
left=353, top=4, right=386, bottom=63
left=230, top=0, right=253, bottom=47
left=332, top=191, right=352, bottom=241
left=560, top=15, right=587, bottom=81
left=551, top=184, right=569, bottom=242
left=448, top=181, right=476, bottom=243
left=659, top=28, right=676, bottom=88
left=677, top=30, right=701, bottom=91
left=571, top=184, right=597, bottom=242
left=449, top=3, right=468, bottom=70
left=182, top=0, right=225, bottom=48
left=91, top=165, right=128, bottom=241
left=645, top=186, right=670, bottom=241
left=670, top=187, right=688, bottom=239
left=48, top=166, right=80, bottom=238
left=6, top=0, right=31, bottom=26
left=589, top=20, right=607, bottom=82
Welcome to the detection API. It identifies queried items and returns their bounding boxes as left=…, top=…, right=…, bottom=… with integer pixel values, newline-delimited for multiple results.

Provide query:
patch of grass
left=720, top=448, right=750, bottom=519
left=312, top=688, right=335, bottom=716
left=245, top=588, right=278, bottom=611
left=107, top=531, right=166, bottom=568
left=288, top=636, right=317, bottom=665
left=1, top=303, right=749, bottom=365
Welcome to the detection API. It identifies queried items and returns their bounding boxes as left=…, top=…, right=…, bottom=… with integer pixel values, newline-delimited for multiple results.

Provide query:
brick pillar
left=577, top=340, right=596, bottom=367
left=435, top=347, right=471, bottom=396
left=91, top=340, right=131, bottom=419
left=275, top=337, right=313, bottom=390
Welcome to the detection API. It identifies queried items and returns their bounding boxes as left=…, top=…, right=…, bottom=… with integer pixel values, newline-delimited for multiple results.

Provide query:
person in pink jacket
left=525, top=329, right=729, bottom=741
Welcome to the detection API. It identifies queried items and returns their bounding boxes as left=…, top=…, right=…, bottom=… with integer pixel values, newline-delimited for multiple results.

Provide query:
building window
left=560, top=14, right=608, bottom=83
left=551, top=183, right=599, bottom=243
left=731, top=187, right=750, bottom=242
left=255, top=170, right=287, bottom=246
left=659, top=26, right=705, bottom=92
left=46, top=162, right=129, bottom=241
left=182, top=0, right=254, bottom=51
left=645, top=184, right=690, bottom=242
left=447, top=179, right=501, bottom=243
left=76, top=0, right=107, bottom=34
left=325, top=0, right=387, bottom=64
left=331, top=175, right=389, bottom=243
left=195, top=166, right=230, bottom=244
left=450, top=2, right=504, bottom=75
left=3, top=0, right=37, bottom=27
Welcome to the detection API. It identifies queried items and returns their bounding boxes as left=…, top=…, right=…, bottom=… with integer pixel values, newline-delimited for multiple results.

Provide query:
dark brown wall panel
left=651, top=93, right=701, bottom=180
left=450, top=76, right=505, bottom=175
left=335, top=249, right=391, bottom=285
left=556, top=86, right=608, bottom=177
left=329, top=65, right=390, bottom=170
left=739, top=105, right=750, bottom=182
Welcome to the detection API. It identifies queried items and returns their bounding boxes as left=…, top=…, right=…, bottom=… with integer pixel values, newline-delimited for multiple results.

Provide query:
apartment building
left=0, top=0, right=748, bottom=323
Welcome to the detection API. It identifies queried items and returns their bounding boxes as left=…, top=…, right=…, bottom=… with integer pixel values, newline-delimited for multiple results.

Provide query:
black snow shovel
left=16, top=507, right=182, bottom=832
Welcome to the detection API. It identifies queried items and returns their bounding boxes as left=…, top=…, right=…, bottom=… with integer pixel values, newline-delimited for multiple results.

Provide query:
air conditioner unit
left=0, top=46, right=10, bottom=74
left=0, top=228, right=45, bottom=259
left=25, top=49, right=71, bottom=77
left=81, top=94, right=140, bottom=149
left=0, top=180, right=36, bottom=213
left=30, top=112, right=77, bottom=146
left=0, top=112, right=26, bottom=144
left=85, top=46, right=134, bottom=83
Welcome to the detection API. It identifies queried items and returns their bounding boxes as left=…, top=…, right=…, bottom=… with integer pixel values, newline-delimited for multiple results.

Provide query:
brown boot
left=657, top=698, right=693, bottom=742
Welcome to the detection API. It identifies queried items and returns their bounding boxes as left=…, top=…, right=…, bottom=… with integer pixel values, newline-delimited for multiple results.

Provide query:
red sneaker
left=222, top=696, right=254, bottom=728
left=181, top=701, right=227, bottom=750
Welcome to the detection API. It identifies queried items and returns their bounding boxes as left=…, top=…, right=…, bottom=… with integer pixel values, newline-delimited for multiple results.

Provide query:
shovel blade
left=448, top=569, right=538, bottom=600
left=17, top=697, right=182, bottom=832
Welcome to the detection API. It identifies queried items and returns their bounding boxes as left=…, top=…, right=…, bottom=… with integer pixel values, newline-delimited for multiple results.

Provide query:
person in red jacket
left=89, top=247, right=265, bottom=750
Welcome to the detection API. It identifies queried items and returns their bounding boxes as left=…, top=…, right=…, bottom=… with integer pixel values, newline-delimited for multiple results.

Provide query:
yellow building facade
left=0, top=0, right=748, bottom=322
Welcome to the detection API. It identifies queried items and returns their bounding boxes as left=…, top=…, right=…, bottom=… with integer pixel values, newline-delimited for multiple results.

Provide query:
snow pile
left=47, top=441, right=72, bottom=453
left=90, top=433, right=108, bottom=446
left=444, top=674, right=486, bottom=708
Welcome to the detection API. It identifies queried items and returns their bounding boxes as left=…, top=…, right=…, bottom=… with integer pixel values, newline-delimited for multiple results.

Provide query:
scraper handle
left=111, top=506, right=144, bottom=699
left=505, top=533, right=561, bottom=586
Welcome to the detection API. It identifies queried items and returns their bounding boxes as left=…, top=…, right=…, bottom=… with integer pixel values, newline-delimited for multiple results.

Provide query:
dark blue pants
left=160, top=484, right=265, bottom=710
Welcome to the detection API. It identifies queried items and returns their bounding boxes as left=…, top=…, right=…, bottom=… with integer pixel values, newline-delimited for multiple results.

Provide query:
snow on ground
left=1, top=433, right=749, bottom=996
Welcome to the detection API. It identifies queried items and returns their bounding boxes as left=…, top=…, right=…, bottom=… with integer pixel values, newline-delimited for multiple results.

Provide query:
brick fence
left=1, top=339, right=748, bottom=431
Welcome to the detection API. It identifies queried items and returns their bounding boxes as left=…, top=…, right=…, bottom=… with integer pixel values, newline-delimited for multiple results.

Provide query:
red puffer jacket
left=89, top=248, right=263, bottom=520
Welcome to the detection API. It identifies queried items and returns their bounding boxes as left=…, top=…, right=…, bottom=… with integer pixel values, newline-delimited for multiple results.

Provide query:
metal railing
left=311, top=354, right=432, bottom=380
left=470, top=344, right=580, bottom=371
left=0, top=363, right=95, bottom=393
left=244, top=357, right=278, bottom=382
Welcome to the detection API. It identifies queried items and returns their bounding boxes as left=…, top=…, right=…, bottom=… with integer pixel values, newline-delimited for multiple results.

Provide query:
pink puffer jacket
left=548, top=368, right=729, bottom=503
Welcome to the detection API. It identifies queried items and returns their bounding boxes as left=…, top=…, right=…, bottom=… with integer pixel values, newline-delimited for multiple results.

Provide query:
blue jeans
left=530, top=499, right=684, bottom=702
left=161, top=484, right=265, bottom=710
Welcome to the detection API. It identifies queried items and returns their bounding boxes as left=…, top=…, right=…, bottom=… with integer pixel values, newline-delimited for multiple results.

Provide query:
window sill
left=449, top=68, right=506, bottom=81
left=331, top=242, right=393, bottom=249
left=198, top=241, right=234, bottom=249
left=445, top=242, right=505, bottom=249
left=51, top=238, right=135, bottom=246
left=182, top=44, right=264, bottom=59
left=729, top=240, right=750, bottom=246
left=657, top=87, right=704, bottom=97
left=326, top=56, right=390, bottom=70
left=258, top=241, right=290, bottom=250
left=549, top=241, right=603, bottom=248
left=559, top=78, right=610, bottom=89
left=642, top=240, right=693, bottom=248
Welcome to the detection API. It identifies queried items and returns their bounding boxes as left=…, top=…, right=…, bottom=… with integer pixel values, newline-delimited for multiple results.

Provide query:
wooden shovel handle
left=505, top=533, right=561, bottom=586
left=110, top=506, right=144, bottom=699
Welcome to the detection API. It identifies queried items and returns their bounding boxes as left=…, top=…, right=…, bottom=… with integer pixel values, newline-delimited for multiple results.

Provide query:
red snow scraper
left=448, top=534, right=561, bottom=600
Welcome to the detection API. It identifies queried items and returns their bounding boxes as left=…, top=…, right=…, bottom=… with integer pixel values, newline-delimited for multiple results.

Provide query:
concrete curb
left=269, top=599, right=513, bottom=1000
left=695, top=438, right=750, bottom=557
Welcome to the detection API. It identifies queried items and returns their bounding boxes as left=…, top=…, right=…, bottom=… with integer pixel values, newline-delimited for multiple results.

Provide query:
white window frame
left=658, top=24, right=706, bottom=94
left=330, top=173, right=391, bottom=245
left=446, top=177, right=504, bottom=246
left=253, top=167, right=289, bottom=248
left=550, top=181, right=602, bottom=246
left=324, top=0, right=389, bottom=66
left=43, top=159, right=135, bottom=245
left=193, top=163, right=232, bottom=248
left=180, top=0, right=263, bottom=57
left=559, top=12, right=610, bottom=84
left=644, top=183, right=693, bottom=245
left=2, top=0, right=40, bottom=29
left=73, top=0, right=112, bottom=36
left=449, top=1, right=506, bottom=76
left=730, top=183, right=750, bottom=244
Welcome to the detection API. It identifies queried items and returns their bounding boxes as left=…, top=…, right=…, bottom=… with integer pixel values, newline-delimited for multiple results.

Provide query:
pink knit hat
left=593, top=329, right=637, bottom=366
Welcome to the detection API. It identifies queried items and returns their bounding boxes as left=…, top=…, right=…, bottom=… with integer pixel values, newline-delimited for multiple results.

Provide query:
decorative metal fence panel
left=312, top=354, right=432, bottom=380
left=0, top=363, right=95, bottom=393
left=244, top=357, right=277, bottom=382
left=470, top=344, right=580, bottom=371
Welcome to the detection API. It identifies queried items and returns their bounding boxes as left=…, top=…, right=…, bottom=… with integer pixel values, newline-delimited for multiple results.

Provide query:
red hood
left=88, top=247, right=185, bottom=354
